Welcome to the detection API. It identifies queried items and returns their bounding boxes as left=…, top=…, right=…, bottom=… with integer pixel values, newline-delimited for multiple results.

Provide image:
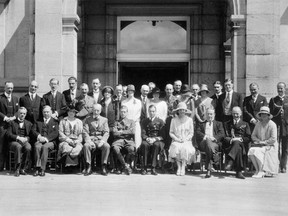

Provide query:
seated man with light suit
left=196, top=108, right=225, bottom=178
left=140, top=105, right=165, bottom=175
left=223, top=106, right=251, bottom=179
left=82, top=103, right=110, bottom=176
left=7, top=107, right=33, bottom=176
left=112, top=105, right=136, bottom=175
left=33, top=105, right=59, bottom=177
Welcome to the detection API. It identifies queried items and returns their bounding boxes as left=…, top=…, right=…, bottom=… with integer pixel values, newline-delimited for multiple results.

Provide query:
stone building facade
left=0, top=0, right=288, bottom=98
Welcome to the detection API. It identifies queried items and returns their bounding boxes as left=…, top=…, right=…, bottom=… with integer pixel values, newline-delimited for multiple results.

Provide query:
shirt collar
left=93, top=89, right=99, bottom=93
left=4, top=92, right=11, bottom=98
left=17, top=118, right=24, bottom=123
left=44, top=117, right=51, bottom=123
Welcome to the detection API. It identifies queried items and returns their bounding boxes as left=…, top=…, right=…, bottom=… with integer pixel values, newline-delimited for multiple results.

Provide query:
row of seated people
left=0, top=78, right=282, bottom=178
left=6, top=100, right=278, bottom=180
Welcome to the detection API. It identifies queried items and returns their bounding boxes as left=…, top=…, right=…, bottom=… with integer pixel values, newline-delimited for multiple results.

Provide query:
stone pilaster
left=230, top=15, right=246, bottom=94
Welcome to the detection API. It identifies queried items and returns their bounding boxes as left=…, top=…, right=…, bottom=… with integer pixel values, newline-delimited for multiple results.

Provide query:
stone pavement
left=0, top=170, right=287, bottom=216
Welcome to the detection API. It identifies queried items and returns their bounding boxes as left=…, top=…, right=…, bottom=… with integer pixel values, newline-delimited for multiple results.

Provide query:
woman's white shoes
left=252, top=171, right=265, bottom=178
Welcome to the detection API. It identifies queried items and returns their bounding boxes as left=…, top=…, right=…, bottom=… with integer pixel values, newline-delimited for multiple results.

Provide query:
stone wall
left=81, top=0, right=227, bottom=92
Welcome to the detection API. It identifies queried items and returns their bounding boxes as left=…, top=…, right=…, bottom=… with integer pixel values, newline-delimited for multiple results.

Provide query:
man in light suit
left=75, top=83, right=95, bottom=121
left=112, top=105, right=136, bottom=175
left=223, top=106, right=251, bottom=179
left=216, top=79, right=243, bottom=123
left=82, top=103, right=110, bottom=176
left=42, top=78, right=67, bottom=120
left=243, top=82, right=268, bottom=132
left=196, top=108, right=225, bottom=178
left=33, top=106, right=59, bottom=177
left=88, top=78, right=102, bottom=104
left=0, top=81, right=18, bottom=170
left=7, top=107, right=33, bottom=176
left=62, top=76, right=80, bottom=107
left=19, top=80, right=43, bottom=124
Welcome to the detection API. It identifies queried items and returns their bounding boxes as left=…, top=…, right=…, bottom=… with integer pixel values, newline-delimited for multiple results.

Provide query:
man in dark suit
left=112, top=84, right=126, bottom=121
left=32, top=105, right=59, bottom=177
left=243, top=82, right=268, bottom=131
left=82, top=103, right=110, bottom=176
left=7, top=107, right=33, bottom=176
left=223, top=106, right=251, bottom=179
left=140, top=105, right=165, bottom=175
left=112, top=105, right=136, bottom=175
left=269, top=82, right=288, bottom=173
left=196, top=108, right=225, bottom=178
left=42, top=78, right=67, bottom=120
left=62, top=76, right=80, bottom=107
left=0, top=81, right=18, bottom=170
left=139, top=84, right=149, bottom=122
left=19, top=80, right=43, bottom=124
left=216, top=79, right=243, bottom=123
left=88, top=78, right=102, bottom=104
left=211, top=81, right=223, bottom=121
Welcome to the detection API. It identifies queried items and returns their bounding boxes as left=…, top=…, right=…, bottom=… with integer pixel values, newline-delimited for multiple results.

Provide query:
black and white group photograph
left=0, top=0, right=288, bottom=215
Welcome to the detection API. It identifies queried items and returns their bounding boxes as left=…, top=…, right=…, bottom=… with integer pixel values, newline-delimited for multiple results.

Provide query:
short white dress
left=168, top=115, right=196, bottom=164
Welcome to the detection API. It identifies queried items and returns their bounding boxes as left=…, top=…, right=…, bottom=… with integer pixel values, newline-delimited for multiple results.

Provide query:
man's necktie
left=226, top=92, right=230, bottom=104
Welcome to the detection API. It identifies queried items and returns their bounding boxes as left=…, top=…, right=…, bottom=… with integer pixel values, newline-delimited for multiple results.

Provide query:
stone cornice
left=62, top=14, right=80, bottom=33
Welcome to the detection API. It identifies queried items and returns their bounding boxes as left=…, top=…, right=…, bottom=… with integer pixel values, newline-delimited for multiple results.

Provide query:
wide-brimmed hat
left=181, top=84, right=192, bottom=96
left=256, top=106, right=273, bottom=119
left=172, top=102, right=192, bottom=114
left=198, top=84, right=210, bottom=95
left=102, top=86, right=114, bottom=95
left=66, top=105, right=78, bottom=113
left=127, top=84, right=135, bottom=92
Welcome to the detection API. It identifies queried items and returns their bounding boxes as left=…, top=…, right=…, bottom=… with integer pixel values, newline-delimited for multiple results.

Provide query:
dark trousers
left=112, top=139, right=135, bottom=168
left=34, top=142, right=55, bottom=171
left=140, top=140, right=164, bottom=168
left=9, top=141, right=31, bottom=170
left=198, top=139, right=219, bottom=169
left=83, top=142, right=110, bottom=165
left=0, top=125, right=8, bottom=170
left=226, top=140, right=244, bottom=172
left=280, top=136, right=288, bottom=169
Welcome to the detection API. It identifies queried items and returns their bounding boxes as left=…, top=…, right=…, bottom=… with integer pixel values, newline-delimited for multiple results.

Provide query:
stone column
left=230, top=15, right=246, bottom=94
left=62, top=0, right=79, bottom=89
left=246, top=0, right=281, bottom=99
left=34, top=0, right=79, bottom=95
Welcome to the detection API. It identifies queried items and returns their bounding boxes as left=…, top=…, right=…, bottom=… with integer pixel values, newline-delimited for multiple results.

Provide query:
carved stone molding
left=62, top=14, right=80, bottom=33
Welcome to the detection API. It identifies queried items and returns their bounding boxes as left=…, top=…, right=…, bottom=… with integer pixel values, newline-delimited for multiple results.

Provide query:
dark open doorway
left=118, top=62, right=189, bottom=96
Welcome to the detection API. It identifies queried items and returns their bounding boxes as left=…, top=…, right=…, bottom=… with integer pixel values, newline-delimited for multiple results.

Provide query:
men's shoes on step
left=236, top=172, right=245, bottom=179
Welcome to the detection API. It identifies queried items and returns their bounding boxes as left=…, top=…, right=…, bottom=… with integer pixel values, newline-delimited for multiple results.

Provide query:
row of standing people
left=0, top=77, right=286, bottom=178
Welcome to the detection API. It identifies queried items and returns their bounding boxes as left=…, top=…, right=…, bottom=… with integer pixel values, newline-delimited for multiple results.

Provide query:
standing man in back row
left=216, top=79, right=243, bottom=123
left=0, top=81, right=18, bottom=170
left=42, top=78, right=67, bottom=121
left=88, top=78, right=102, bottom=104
left=269, top=82, right=288, bottom=173
left=62, top=76, right=80, bottom=107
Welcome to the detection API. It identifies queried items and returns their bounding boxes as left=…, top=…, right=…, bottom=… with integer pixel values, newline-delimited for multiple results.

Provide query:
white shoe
left=252, top=172, right=259, bottom=178
left=176, top=168, right=181, bottom=176
left=181, top=163, right=186, bottom=176
left=254, top=171, right=265, bottom=179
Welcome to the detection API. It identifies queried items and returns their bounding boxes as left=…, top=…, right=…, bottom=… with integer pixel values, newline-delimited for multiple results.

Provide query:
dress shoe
left=252, top=171, right=259, bottom=178
left=141, top=169, right=147, bottom=175
left=33, top=170, right=39, bottom=177
left=151, top=168, right=158, bottom=176
left=20, top=169, right=27, bottom=175
left=101, top=167, right=108, bottom=176
left=236, top=172, right=245, bottom=179
left=124, top=165, right=132, bottom=175
left=253, top=171, right=265, bottom=178
left=84, top=166, right=92, bottom=176
left=115, top=169, right=122, bottom=175
left=205, top=170, right=211, bottom=178
left=39, top=170, right=45, bottom=177
left=281, top=168, right=286, bottom=173
left=225, top=160, right=233, bottom=171
left=14, top=169, right=20, bottom=177
left=82, top=168, right=87, bottom=175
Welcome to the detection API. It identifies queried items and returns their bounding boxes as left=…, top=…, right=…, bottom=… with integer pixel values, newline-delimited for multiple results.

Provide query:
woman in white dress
left=195, top=84, right=213, bottom=124
left=146, top=87, right=168, bottom=122
left=121, top=84, right=142, bottom=148
left=169, top=102, right=196, bottom=176
left=248, top=106, right=279, bottom=178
